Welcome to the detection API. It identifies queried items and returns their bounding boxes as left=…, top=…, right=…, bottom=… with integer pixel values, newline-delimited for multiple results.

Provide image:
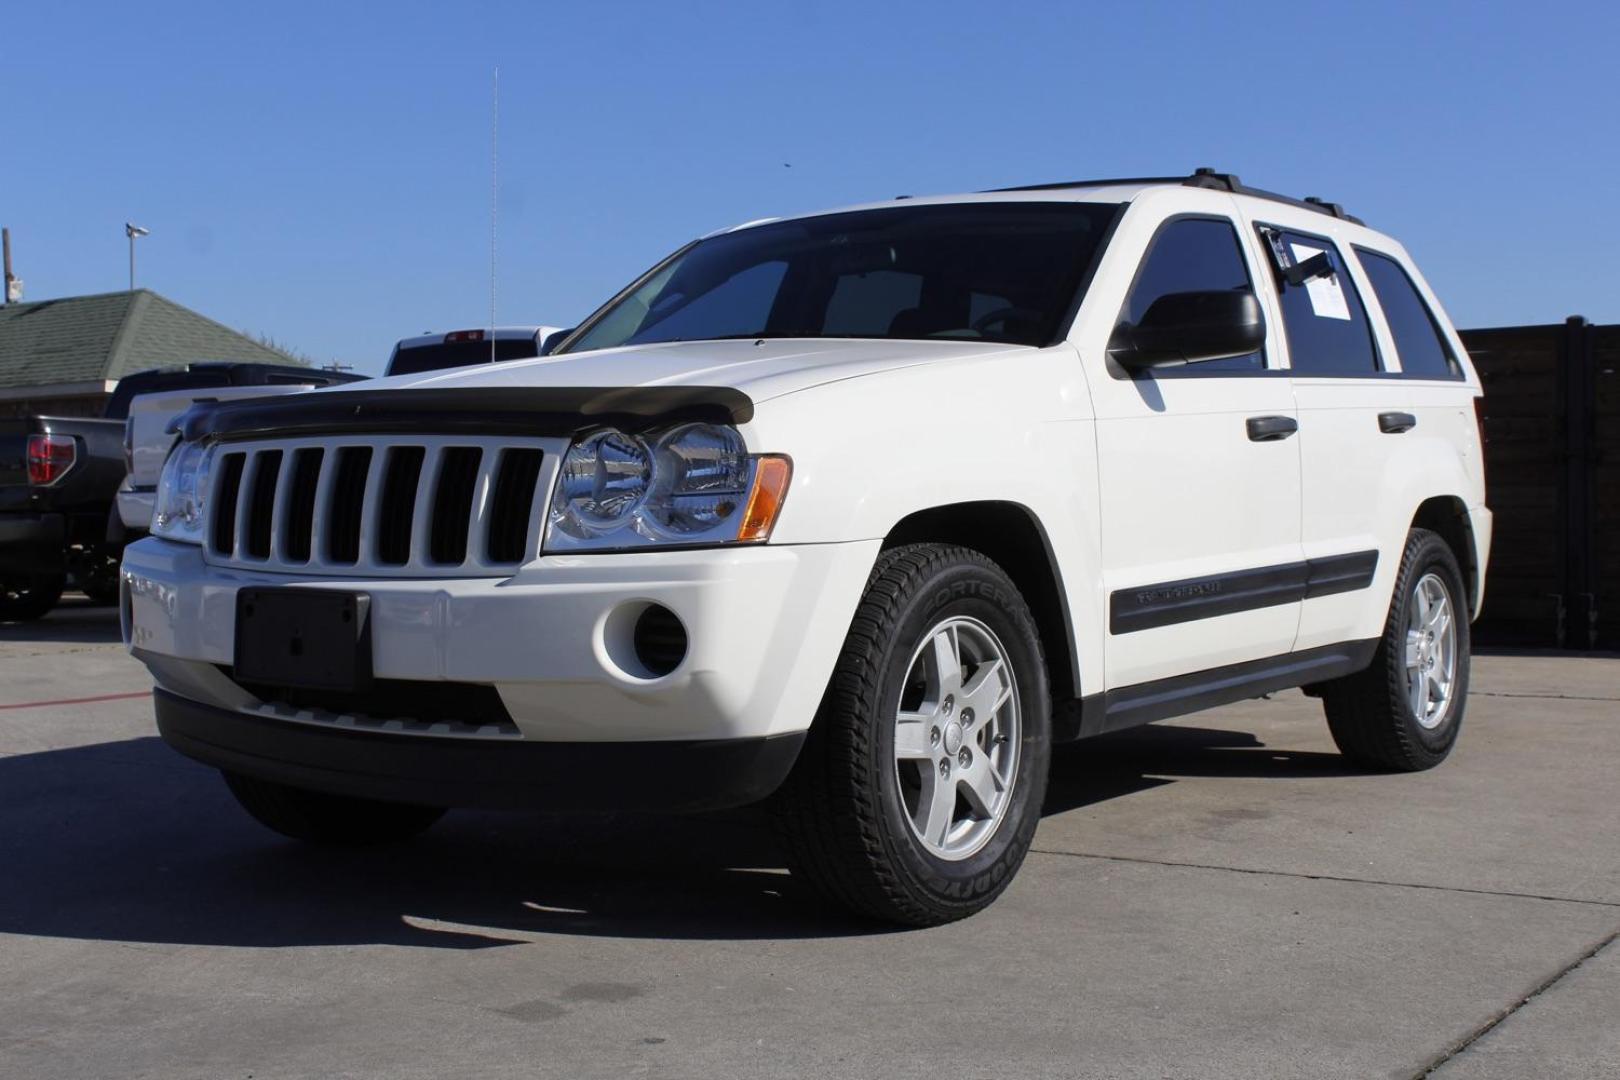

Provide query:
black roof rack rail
left=985, top=168, right=1365, bottom=226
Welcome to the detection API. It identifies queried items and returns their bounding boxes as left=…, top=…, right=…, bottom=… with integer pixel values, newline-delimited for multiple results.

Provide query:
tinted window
left=1122, top=217, right=1264, bottom=373
left=561, top=202, right=1120, bottom=352
left=823, top=270, right=923, bottom=336
left=387, top=337, right=539, bottom=376
left=1356, top=248, right=1459, bottom=379
left=1261, top=228, right=1380, bottom=375
left=633, top=261, right=788, bottom=344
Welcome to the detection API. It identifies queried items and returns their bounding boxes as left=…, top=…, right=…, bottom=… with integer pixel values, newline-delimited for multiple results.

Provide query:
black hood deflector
left=177, top=386, right=756, bottom=442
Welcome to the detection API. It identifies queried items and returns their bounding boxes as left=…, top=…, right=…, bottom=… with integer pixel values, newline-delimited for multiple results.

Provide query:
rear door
left=1088, top=209, right=1304, bottom=690
left=1250, top=222, right=1404, bottom=651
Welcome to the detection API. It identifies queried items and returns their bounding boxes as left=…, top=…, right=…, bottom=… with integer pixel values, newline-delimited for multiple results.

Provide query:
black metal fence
left=1462, top=317, right=1618, bottom=650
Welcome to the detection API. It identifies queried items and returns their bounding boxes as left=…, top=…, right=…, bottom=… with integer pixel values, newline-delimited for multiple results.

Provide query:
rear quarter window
left=1355, top=248, right=1461, bottom=379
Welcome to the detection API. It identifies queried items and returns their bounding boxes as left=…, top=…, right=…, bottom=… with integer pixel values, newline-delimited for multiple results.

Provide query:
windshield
left=559, top=202, right=1120, bottom=354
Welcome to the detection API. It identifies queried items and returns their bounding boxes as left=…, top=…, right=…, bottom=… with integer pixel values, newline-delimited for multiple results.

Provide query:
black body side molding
left=177, top=386, right=756, bottom=443
left=1110, top=550, right=1379, bottom=635
left=1055, top=638, right=1379, bottom=741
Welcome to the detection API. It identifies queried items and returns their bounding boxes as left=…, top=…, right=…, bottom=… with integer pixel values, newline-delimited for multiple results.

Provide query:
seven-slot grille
left=204, top=435, right=558, bottom=576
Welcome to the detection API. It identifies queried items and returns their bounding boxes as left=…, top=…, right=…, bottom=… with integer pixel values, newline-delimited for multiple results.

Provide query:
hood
left=346, top=337, right=1026, bottom=404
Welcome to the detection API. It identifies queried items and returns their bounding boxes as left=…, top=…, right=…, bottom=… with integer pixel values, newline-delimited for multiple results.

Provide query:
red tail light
left=444, top=329, right=486, bottom=343
left=26, top=433, right=76, bottom=486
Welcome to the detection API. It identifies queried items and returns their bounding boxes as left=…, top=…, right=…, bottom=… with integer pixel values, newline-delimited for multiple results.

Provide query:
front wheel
left=1321, top=528, right=1471, bottom=771
left=0, top=573, right=66, bottom=622
left=773, top=544, right=1051, bottom=926
left=222, top=772, right=446, bottom=845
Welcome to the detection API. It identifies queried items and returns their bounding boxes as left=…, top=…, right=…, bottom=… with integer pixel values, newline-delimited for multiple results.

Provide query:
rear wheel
left=1321, top=529, right=1470, bottom=771
left=76, top=545, right=123, bottom=606
left=222, top=772, right=446, bottom=845
left=773, top=544, right=1051, bottom=926
left=0, top=573, right=65, bottom=621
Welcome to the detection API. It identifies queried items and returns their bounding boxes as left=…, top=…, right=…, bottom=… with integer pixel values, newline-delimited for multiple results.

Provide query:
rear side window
left=1355, top=248, right=1460, bottom=379
left=1121, top=217, right=1264, bottom=373
left=1259, top=227, right=1380, bottom=376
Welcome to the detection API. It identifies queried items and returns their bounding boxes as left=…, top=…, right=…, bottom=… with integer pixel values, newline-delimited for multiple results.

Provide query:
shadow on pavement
left=0, top=595, right=122, bottom=645
left=1043, top=722, right=1361, bottom=815
left=0, top=720, right=1362, bottom=949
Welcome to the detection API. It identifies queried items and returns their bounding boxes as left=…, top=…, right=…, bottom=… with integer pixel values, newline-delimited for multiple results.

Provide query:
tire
left=773, top=544, right=1051, bottom=926
left=0, top=573, right=66, bottom=621
left=76, top=545, right=123, bottom=606
left=222, top=772, right=446, bottom=845
left=1320, top=528, right=1470, bottom=771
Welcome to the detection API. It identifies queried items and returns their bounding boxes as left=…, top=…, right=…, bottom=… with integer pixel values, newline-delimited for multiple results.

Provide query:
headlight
left=544, top=423, right=791, bottom=552
left=151, top=440, right=214, bottom=544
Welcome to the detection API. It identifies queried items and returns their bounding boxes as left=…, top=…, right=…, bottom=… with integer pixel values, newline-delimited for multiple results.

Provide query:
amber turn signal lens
left=738, top=456, right=792, bottom=542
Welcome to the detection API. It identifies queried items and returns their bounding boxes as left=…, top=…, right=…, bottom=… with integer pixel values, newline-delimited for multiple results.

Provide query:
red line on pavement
left=0, top=690, right=151, bottom=711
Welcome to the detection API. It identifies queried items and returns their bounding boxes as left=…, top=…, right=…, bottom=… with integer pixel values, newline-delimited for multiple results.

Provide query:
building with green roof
left=0, top=289, right=301, bottom=417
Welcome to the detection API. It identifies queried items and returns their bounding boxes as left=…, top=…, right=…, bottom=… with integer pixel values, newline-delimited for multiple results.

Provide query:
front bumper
left=123, top=536, right=879, bottom=743
left=0, top=513, right=66, bottom=575
left=156, top=688, right=806, bottom=811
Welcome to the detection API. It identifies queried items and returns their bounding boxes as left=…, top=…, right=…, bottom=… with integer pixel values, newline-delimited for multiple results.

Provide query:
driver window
left=1123, top=217, right=1265, bottom=372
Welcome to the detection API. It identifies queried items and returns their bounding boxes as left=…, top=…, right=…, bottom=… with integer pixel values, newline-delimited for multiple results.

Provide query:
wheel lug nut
left=942, top=696, right=954, bottom=716
left=961, top=708, right=974, bottom=726
left=957, top=748, right=971, bottom=767
left=938, top=760, right=950, bottom=778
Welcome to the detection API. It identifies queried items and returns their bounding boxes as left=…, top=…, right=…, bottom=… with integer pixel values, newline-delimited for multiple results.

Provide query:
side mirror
left=1108, top=290, right=1265, bottom=370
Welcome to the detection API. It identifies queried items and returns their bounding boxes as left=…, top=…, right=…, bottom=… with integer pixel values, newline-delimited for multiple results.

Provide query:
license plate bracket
left=234, top=588, right=372, bottom=692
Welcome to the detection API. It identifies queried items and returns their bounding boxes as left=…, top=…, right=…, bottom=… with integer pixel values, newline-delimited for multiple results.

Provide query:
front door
left=1088, top=213, right=1304, bottom=690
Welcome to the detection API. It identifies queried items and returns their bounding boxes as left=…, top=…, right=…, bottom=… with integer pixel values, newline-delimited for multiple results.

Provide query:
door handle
left=1378, top=411, right=1417, bottom=434
left=1246, top=415, right=1298, bottom=442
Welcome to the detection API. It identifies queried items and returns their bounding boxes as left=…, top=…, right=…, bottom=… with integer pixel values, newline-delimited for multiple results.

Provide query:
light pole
left=125, top=223, right=149, bottom=290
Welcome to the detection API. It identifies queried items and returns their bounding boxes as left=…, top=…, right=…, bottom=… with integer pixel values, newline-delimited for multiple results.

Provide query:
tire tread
left=772, top=543, right=1046, bottom=925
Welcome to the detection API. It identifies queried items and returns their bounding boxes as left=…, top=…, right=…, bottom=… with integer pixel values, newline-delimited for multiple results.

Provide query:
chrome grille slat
left=232, top=453, right=256, bottom=561
left=358, top=445, right=389, bottom=565
left=407, top=445, right=443, bottom=567
left=306, top=446, right=340, bottom=564
left=268, top=449, right=298, bottom=563
left=463, top=450, right=501, bottom=574
left=203, top=434, right=560, bottom=578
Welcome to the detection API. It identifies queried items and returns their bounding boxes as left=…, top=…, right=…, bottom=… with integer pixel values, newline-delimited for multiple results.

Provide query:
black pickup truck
left=0, top=414, right=126, bottom=618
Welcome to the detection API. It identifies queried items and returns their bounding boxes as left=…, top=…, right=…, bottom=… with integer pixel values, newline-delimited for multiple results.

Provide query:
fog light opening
left=633, top=603, right=688, bottom=677
left=600, top=601, right=690, bottom=681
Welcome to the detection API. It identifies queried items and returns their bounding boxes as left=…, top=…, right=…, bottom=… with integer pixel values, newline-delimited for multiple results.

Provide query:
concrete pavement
left=2, top=598, right=1616, bottom=1078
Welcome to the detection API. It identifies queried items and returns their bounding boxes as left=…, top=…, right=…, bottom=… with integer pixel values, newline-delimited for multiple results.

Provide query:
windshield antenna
left=489, top=64, right=499, bottom=365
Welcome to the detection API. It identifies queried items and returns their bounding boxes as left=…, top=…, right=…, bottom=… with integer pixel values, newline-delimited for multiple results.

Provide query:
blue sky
left=5, top=1, right=1616, bottom=373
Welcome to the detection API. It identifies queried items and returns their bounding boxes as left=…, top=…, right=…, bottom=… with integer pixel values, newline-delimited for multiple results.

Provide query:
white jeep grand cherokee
left=123, top=170, right=1490, bottom=926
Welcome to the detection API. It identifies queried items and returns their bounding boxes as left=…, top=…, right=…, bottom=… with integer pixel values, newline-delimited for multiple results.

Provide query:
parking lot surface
left=2, top=598, right=1616, bottom=1079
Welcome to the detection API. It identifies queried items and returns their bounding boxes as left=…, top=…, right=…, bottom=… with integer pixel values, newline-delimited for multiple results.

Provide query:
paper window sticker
left=1288, top=242, right=1352, bottom=321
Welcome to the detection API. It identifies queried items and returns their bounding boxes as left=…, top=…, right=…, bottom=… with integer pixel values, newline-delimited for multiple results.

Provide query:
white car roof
left=715, top=170, right=1377, bottom=242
